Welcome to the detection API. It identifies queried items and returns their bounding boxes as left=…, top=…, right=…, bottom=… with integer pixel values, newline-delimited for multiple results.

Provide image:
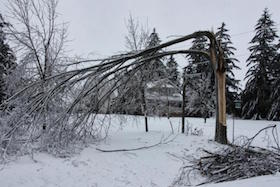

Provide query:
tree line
left=115, top=8, right=280, bottom=121
left=1, top=8, right=280, bottom=122
left=187, top=8, right=280, bottom=121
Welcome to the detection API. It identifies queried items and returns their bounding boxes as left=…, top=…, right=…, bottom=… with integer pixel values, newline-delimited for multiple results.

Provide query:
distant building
left=146, top=80, right=182, bottom=116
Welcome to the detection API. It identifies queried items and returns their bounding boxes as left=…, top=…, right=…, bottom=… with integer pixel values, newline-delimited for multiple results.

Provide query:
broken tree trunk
left=210, top=38, right=227, bottom=144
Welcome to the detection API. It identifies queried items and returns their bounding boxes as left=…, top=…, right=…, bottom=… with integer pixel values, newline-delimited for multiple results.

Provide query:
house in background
left=146, top=79, right=182, bottom=116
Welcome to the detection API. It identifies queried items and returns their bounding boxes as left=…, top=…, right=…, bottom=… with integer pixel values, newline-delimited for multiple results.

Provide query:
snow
left=0, top=116, right=280, bottom=187
left=204, top=173, right=280, bottom=187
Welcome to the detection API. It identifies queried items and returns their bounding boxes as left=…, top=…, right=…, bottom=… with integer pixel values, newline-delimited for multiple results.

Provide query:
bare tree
left=8, top=0, right=68, bottom=119
left=7, top=0, right=68, bottom=79
left=116, top=15, right=151, bottom=131
left=125, top=14, right=150, bottom=52
left=0, top=0, right=69, bottom=156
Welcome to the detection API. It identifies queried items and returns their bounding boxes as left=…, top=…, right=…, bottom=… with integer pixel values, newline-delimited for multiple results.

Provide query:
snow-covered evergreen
left=242, top=8, right=278, bottom=119
left=166, top=55, right=180, bottom=86
left=0, top=14, right=16, bottom=104
left=268, top=40, right=280, bottom=120
left=185, top=36, right=215, bottom=118
left=145, top=28, right=166, bottom=81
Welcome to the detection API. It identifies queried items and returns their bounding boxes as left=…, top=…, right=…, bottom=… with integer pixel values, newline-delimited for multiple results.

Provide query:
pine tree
left=166, top=55, right=180, bottom=86
left=184, top=63, right=215, bottom=119
left=145, top=28, right=166, bottom=81
left=0, top=14, right=16, bottom=105
left=185, top=36, right=215, bottom=118
left=147, top=28, right=161, bottom=48
left=188, top=36, right=209, bottom=68
left=268, top=40, right=280, bottom=120
left=242, top=8, right=278, bottom=119
left=216, top=22, right=240, bottom=114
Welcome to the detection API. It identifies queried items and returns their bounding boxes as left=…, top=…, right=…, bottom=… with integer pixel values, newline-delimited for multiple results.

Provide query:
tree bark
left=210, top=38, right=227, bottom=144
left=216, top=69, right=227, bottom=144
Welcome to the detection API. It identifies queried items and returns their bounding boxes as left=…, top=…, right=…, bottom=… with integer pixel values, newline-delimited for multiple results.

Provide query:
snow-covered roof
left=146, top=80, right=176, bottom=89
left=146, top=92, right=182, bottom=102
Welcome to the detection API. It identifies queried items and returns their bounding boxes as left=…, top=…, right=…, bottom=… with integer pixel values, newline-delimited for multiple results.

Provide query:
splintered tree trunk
left=210, top=40, right=227, bottom=144
left=216, top=69, right=227, bottom=144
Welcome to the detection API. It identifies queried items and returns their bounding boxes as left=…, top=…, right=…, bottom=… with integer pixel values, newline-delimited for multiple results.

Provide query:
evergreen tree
left=184, top=63, right=215, bottom=119
left=0, top=14, right=16, bottom=105
left=216, top=22, right=240, bottom=114
left=145, top=28, right=166, bottom=80
left=188, top=36, right=210, bottom=69
left=268, top=40, right=280, bottom=120
left=117, top=26, right=166, bottom=121
left=242, top=8, right=278, bottom=119
left=185, top=36, right=215, bottom=118
left=166, top=55, right=180, bottom=85
left=147, top=28, right=161, bottom=48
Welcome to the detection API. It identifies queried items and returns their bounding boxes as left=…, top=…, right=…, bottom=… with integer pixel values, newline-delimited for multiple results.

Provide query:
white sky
left=2, top=0, right=280, bottom=88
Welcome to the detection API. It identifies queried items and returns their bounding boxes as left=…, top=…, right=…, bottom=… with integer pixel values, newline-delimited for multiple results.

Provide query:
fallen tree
left=1, top=26, right=228, bottom=159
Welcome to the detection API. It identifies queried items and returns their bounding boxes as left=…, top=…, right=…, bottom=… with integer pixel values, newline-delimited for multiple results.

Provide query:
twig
left=246, top=125, right=276, bottom=147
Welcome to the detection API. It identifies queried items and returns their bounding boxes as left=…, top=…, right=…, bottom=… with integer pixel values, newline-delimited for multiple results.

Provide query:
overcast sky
left=2, top=0, right=280, bottom=88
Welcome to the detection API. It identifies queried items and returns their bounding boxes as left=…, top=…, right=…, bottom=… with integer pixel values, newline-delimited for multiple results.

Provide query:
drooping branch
left=1, top=29, right=226, bottom=155
left=3, top=49, right=210, bottom=106
left=4, top=30, right=220, bottom=130
left=96, top=134, right=177, bottom=152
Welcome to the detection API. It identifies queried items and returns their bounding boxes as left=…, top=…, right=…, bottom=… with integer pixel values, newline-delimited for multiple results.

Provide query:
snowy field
left=1, top=115, right=280, bottom=187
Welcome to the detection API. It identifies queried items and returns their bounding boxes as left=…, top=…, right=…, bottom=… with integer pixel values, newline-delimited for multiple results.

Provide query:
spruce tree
left=268, top=40, right=280, bottom=120
left=166, top=55, right=180, bottom=86
left=216, top=22, right=240, bottom=114
left=145, top=28, right=166, bottom=81
left=185, top=36, right=215, bottom=118
left=0, top=14, right=16, bottom=105
left=242, top=8, right=278, bottom=119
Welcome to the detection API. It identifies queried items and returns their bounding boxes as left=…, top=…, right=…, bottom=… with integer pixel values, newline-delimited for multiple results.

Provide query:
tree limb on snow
left=96, top=134, right=177, bottom=152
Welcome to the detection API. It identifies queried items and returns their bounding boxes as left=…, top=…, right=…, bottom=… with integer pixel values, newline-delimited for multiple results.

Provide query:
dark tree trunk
left=182, top=80, right=186, bottom=133
left=141, top=87, right=148, bottom=132
left=145, top=115, right=148, bottom=132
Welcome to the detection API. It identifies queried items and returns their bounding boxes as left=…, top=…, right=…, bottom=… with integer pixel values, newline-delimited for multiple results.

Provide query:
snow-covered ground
left=1, top=115, right=280, bottom=187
